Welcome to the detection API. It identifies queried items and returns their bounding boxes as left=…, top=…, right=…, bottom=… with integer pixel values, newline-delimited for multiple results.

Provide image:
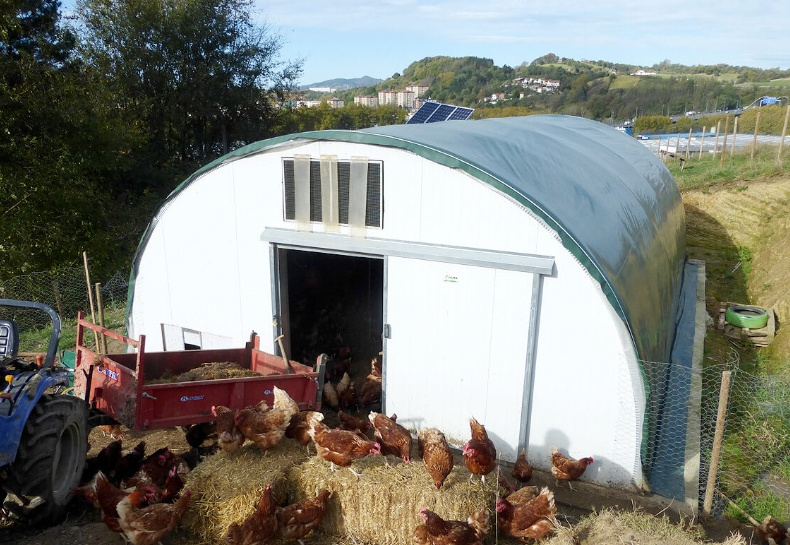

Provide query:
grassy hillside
left=670, top=146, right=790, bottom=360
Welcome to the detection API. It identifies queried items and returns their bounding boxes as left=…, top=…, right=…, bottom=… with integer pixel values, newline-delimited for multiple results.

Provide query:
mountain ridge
left=299, top=75, right=382, bottom=91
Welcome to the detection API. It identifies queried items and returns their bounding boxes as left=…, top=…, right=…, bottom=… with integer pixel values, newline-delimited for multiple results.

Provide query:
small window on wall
left=282, top=157, right=383, bottom=228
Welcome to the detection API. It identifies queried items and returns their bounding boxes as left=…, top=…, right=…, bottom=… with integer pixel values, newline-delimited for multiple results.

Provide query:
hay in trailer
left=288, top=453, right=498, bottom=545
left=147, top=361, right=261, bottom=384
left=181, top=439, right=310, bottom=543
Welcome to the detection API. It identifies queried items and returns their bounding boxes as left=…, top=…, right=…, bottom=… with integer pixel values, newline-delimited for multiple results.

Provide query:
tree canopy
left=1, top=0, right=302, bottom=280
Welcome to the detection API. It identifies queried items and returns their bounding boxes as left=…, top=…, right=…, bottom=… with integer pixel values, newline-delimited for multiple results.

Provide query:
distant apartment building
left=295, top=98, right=344, bottom=108
left=406, top=84, right=429, bottom=97
left=354, top=95, right=379, bottom=107
left=308, top=86, right=335, bottom=93
left=295, top=99, right=322, bottom=108
left=397, top=90, right=416, bottom=109
left=378, top=90, right=398, bottom=106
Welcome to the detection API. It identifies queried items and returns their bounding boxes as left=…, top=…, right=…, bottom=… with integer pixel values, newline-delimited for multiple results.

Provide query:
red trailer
left=73, top=312, right=323, bottom=430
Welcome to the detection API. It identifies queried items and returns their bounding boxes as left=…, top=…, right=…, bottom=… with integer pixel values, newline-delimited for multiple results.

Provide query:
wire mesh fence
left=706, top=362, right=790, bottom=522
left=0, top=267, right=128, bottom=334
left=642, top=348, right=790, bottom=523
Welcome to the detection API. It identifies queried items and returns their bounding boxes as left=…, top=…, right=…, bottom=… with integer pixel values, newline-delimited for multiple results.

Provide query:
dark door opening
left=279, top=248, right=383, bottom=391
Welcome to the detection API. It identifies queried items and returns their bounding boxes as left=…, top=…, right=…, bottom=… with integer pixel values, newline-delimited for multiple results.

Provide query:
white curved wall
left=130, top=139, right=644, bottom=488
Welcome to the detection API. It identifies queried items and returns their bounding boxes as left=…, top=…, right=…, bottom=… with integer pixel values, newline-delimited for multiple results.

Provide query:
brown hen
left=413, top=507, right=489, bottom=545
left=286, top=410, right=324, bottom=452
left=512, top=448, right=533, bottom=484
left=550, top=447, right=594, bottom=490
left=756, top=515, right=788, bottom=545
left=370, top=410, right=412, bottom=463
left=213, top=404, right=246, bottom=452
left=225, top=484, right=278, bottom=545
left=505, top=485, right=540, bottom=506
left=235, top=387, right=300, bottom=451
left=496, top=486, right=556, bottom=542
left=462, top=418, right=496, bottom=484
left=116, top=488, right=191, bottom=545
left=276, top=489, right=332, bottom=541
left=81, top=470, right=155, bottom=534
left=359, top=356, right=382, bottom=407
left=307, top=415, right=380, bottom=476
left=418, top=428, right=453, bottom=490
left=338, top=410, right=371, bottom=435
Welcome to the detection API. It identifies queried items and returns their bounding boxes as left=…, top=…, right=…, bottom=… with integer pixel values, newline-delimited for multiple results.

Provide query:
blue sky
left=60, top=1, right=790, bottom=86
left=258, top=0, right=790, bottom=85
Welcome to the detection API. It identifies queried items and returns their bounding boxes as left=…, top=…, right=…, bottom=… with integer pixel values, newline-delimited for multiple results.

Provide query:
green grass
left=18, top=304, right=127, bottom=357
left=751, top=79, right=790, bottom=88
left=610, top=75, right=640, bottom=89
left=667, top=146, right=790, bottom=191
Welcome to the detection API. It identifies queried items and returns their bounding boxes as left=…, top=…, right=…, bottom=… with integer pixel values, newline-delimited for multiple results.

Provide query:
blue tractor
left=0, top=299, right=88, bottom=525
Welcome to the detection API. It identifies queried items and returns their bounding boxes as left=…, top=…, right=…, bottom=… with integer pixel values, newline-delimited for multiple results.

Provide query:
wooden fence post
left=95, top=282, right=107, bottom=355
left=720, top=115, right=730, bottom=167
left=751, top=111, right=761, bottom=160
left=778, top=104, right=790, bottom=162
left=699, top=126, right=706, bottom=159
left=82, top=251, right=100, bottom=351
left=685, top=128, right=693, bottom=161
left=731, top=117, right=738, bottom=156
left=51, top=279, right=64, bottom=319
left=713, top=121, right=721, bottom=157
left=703, top=370, right=732, bottom=515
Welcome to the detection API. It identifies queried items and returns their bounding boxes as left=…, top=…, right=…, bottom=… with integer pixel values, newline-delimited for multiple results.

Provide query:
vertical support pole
left=713, top=121, right=721, bottom=157
left=778, top=104, right=790, bottom=162
left=95, top=282, right=107, bottom=355
left=751, top=111, right=761, bottom=160
left=699, top=126, right=706, bottom=159
left=685, top=128, right=693, bottom=161
left=82, top=251, right=100, bottom=351
left=703, top=370, right=732, bottom=515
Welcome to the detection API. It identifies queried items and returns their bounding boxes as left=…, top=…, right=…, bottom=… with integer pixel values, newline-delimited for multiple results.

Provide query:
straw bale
left=288, top=453, right=497, bottom=545
left=181, top=439, right=310, bottom=543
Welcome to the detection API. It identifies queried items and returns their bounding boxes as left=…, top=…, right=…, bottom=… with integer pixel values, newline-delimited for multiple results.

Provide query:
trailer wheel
left=2, top=394, right=88, bottom=525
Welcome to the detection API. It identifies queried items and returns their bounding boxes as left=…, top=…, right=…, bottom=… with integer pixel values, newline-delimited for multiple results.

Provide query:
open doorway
left=278, top=248, right=384, bottom=406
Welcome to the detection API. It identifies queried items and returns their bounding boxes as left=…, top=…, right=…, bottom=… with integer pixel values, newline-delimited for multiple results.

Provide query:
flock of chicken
left=203, top=384, right=596, bottom=545
left=76, top=439, right=195, bottom=545
left=76, top=356, right=595, bottom=545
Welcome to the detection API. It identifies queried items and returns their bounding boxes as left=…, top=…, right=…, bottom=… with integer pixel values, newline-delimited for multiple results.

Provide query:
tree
left=0, top=0, right=75, bottom=62
left=76, top=0, right=302, bottom=197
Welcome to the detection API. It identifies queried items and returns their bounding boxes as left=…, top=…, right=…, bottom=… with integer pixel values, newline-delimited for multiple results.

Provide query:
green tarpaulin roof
left=134, top=114, right=686, bottom=363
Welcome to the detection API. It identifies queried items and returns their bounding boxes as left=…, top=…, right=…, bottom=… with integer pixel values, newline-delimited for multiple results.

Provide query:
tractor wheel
left=2, top=394, right=88, bottom=525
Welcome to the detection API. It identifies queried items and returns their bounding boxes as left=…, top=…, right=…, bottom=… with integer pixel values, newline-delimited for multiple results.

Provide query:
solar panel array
left=406, top=101, right=474, bottom=124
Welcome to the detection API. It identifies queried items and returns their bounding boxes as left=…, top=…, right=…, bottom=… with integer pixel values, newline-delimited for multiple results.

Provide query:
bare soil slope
left=683, top=176, right=790, bottom=357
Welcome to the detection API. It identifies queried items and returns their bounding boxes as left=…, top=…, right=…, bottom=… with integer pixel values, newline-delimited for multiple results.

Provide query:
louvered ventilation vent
left=283, top=158, right=383, bottom=228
